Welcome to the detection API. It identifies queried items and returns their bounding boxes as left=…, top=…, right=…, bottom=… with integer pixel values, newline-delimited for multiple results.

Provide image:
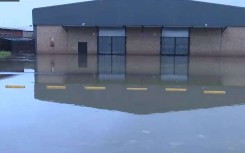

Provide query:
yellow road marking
left=46, top=86, right=66, bottom=90
left=127, top=88, right=148, bottom=91
left=204, top=90, right=226, bottom=94
left=85, top=86, right=106, bottom=90
left=165, top=88, right=187, bottom=92
left=5, top=85, right=25, bottom=89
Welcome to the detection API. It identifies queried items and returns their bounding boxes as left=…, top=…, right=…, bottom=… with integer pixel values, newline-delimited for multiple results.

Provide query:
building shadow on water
left=34, top=54, right=245, bottom=114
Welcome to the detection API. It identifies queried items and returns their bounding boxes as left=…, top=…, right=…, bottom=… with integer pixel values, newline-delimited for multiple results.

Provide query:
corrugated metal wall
left=161, top=28, right=190, bottom=55
left=98, top=28, right=126, bottom=55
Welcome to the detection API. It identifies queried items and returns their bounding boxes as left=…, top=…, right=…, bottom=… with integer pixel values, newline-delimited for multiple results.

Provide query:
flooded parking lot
left=1, top=55, right=245, bottom=153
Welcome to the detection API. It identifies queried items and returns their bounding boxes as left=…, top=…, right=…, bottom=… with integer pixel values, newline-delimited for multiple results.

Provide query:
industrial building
left=33, top=0, right=245, bottom=56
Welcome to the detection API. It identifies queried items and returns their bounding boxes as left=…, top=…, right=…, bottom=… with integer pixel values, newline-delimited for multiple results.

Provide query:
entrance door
left=161, top=37, right=175, bottom=55
left=98, top=28, right=126, bottom=55
left=98, top=37, right=112, bottom=55
left=112, top=37, right=126, bottom=55
left=78, top=42, right=87, bottom=55
left=161, top=28, right=189, bottom=55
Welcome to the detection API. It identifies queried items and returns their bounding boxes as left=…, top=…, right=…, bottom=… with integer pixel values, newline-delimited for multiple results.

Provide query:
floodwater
left=1, top=55, right=245, bottom=153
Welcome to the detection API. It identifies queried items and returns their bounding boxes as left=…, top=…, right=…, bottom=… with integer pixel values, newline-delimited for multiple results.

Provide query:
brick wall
left=126, top=27, right=161, bottom=55
left=190, top=27, right=245, bottom=56
left=36, top=26, right=97, bottom=54
left=36, top=26, right=245, bottom=56
left=67, top=27, right=97, bottom=54
left=0, top=29, right=23, bottom=38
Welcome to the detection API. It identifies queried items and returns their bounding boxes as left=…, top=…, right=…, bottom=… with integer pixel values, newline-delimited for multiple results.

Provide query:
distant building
left=0, top=27, right=35, bottom=54
left=0, top=27, right=34, bottom=39
left=33, top=0, right=245, bottom=56
left=23, top=31, right=34, bottom=38
left=0, top=27, right=23, bottom=38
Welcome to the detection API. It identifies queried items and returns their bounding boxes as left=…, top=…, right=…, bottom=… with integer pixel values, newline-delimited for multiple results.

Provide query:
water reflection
left=161, top=56, right=189, bottom=82
left=2, top=55, right=245, bottom=153
left=0, top=60, right=34, bottom=73
left=0, top=74, right=15, bottom=80
left=34, top=55, right=245, bottom=114
left=78, top=55, right=88, bottom=68
left=98, top=55, right=126, bottom=80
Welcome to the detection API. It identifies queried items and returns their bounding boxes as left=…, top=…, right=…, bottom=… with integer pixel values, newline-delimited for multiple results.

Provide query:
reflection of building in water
left=35, top=55, right=245, bottom=114
left=0, top=74, right=15, bottom=80
left=189, top=57, right=221, bottom=85
left=35, top=55, right=189, bottom=82
left=98, top=56, right=189, bottom=81
left=0, top=61, right=34, bottom=73
left=0, top=61, right=34, bottom=80
left=161, top=56, right=188, bottom=82
left=35, top=55, right=245, bottom=86
left=78, top=55, right=87, bottom=68
left=0, top=61, right=24, bottom=72
left=98, top=55, right=125, bottom=80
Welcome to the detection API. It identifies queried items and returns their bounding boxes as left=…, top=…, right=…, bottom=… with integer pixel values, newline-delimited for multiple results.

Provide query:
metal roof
left=0, top=27, right=23, bottom=31
left=32, top=0, right=245, bottom=27
left=3, top=38, right=33, bottom=41
left=0, top=26, right=33, bottom=32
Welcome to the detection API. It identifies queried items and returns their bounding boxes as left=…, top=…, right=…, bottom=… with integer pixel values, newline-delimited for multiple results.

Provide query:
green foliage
left=0, top=51, right=11, bottom=58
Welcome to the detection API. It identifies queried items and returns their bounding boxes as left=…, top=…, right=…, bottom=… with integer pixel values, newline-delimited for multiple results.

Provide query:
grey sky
left=1, top=0, right=245, bottom=29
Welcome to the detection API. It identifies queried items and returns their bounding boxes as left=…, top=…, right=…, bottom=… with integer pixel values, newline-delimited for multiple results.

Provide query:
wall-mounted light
left=82, top=23, right=86, bottom=30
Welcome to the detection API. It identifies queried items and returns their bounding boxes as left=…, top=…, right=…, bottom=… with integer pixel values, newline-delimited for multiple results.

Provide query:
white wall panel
left=99, top=28, right=125, bottom=36
left=162, top=28, right=189, bottom=37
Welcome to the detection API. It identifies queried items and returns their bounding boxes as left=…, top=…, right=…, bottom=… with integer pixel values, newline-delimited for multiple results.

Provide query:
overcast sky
left=0, top=0, right=245, bottom=30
